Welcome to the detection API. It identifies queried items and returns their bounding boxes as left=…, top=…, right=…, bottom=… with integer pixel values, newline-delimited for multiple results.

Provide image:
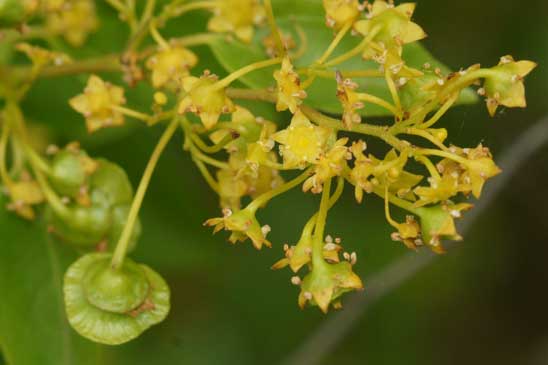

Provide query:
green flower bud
left=64, top=253, right=170, bottom=345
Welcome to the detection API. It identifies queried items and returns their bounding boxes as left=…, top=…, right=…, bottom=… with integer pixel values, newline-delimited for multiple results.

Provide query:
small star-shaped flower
left=207, top=0, right=265, bottom=43
left=323, top=0, right=363, bottom=30
left=272, top=110, right=331, bottom=169
left=483, top=55, right=537, bottom=116
left=204, top=207, right=271, bottom=250
left=6, top=178, right=44, bottom=220
left=69, top=75, right=126, bottom=133
left=298, top=261, right=363, bottom=313
left=354, top=1, right=426, bottom=58
left=178, top=72, right=235, bottom=130
left=46, top=0, right=98, bottom=47
left=146, top=46, right=198, bottom=89
left=336, top=76, right=364, bottom=128
left=273, top=57, right=307, bottom=113
left=303, top=138, right=350, bottom=194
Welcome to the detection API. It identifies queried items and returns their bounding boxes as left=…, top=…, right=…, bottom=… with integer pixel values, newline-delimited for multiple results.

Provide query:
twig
left=281, top=115, right=548, bottom=365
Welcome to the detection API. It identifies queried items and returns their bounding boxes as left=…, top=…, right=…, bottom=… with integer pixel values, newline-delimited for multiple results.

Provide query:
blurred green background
left=2, top=1, right=548, bottom=364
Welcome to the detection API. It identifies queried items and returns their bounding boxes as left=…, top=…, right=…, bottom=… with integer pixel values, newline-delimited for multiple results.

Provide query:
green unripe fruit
left=64, top=253, right=170, bottom=345
left=89, top=159, right=134, bottom=207
left=48, top=204, right=112, bottom=247
left=83, top=258, right=149, bottom=313
left=50, top=150, right=92, bottom=198
left=48, top=156, right=138, bottom=250
left=108, top=204, right=141, bottom=253
left=0, top=0, right=25, bottom=27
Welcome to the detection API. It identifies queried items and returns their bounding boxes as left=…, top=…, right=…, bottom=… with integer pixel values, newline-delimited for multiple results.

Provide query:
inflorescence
left=0, top=0, right=536, bottom=344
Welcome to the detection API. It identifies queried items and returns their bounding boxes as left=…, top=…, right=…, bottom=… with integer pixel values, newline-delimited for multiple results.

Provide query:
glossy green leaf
left=209, top=3, right=477, bottom=117
left=0, top=196, right=101, bottom=365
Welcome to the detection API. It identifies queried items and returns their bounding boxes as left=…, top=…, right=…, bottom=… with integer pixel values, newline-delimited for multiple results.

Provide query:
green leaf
left=0, top=196, right=101, bottom=365
left=208, top=2, right=477, bottom=117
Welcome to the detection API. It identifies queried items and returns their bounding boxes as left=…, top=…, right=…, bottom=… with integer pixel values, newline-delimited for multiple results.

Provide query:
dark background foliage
left=1, top=0, right=547, bottom=364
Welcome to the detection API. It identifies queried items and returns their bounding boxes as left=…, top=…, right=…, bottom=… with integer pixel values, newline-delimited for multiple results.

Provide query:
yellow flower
left=207, top=0, right=265, bottom=43
left=336, top=76, right=363, bottom=128
left=461, top=147, right=501, bottom=198
left=178, top=72, right=235, bottom=130
left=351, top=146, right=419, bottom=203
left=354, top=1, right=426, bottom=58
left=323, top=0, right=363, bottom=30
left=303, top=138, right=350, bottom=194
left=205, top=207, right=271, bottom=250
left=146, top=47, right=198, bottom=89
left=416, top=203, right=472, bottom=253
left=248, top=162, right=284, bottom=197
left=349, top=140, right=375, bottom=202
left=69, top=75, right=126, bottom=133
left=272, top=110, right=331, bottom=169
left=6, top=179, right=44, bottom=220
left=245, top=122, right=277, bottom=165
left=414, top=174, right=462, bottom=207
left=43, top=0, right=65, bottom=12
left=390, top=215, right=421, bottom=250
left=272, top=233, right=341, bottom=273
left=209, top=106, right=272, bottom=153
left=298, top=261, right=363, bottom=313
left=216, top=151, right=283, bottom=210
left=273, top=57, right=307, bottom=113
left=46, top=0, right=98, bottom=47
left=216, top=164, right=248, bottom=210
left=483, top=55, right=537, bottom=116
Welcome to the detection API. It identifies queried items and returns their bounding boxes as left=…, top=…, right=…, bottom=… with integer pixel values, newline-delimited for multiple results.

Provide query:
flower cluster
left=0, top=0, right=537, bottom=346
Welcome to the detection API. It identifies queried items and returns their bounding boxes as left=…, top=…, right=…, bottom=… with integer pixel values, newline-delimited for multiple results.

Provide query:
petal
left=69, top=94, right=89, bottom=114
left=313, top=286, right=334, bottom=314
left=396, top=3, right=416, bottom=18
left=514, top=60, right=537, bottom=77
left=353, top=20, right=372, bottom=36
left=235, top=26, right=254, bottom=43
left=402, top=22, right=427, bottom=43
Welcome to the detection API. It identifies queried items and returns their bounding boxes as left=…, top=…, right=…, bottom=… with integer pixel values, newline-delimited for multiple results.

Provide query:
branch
left=281, top=115, right=548, bottom=365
